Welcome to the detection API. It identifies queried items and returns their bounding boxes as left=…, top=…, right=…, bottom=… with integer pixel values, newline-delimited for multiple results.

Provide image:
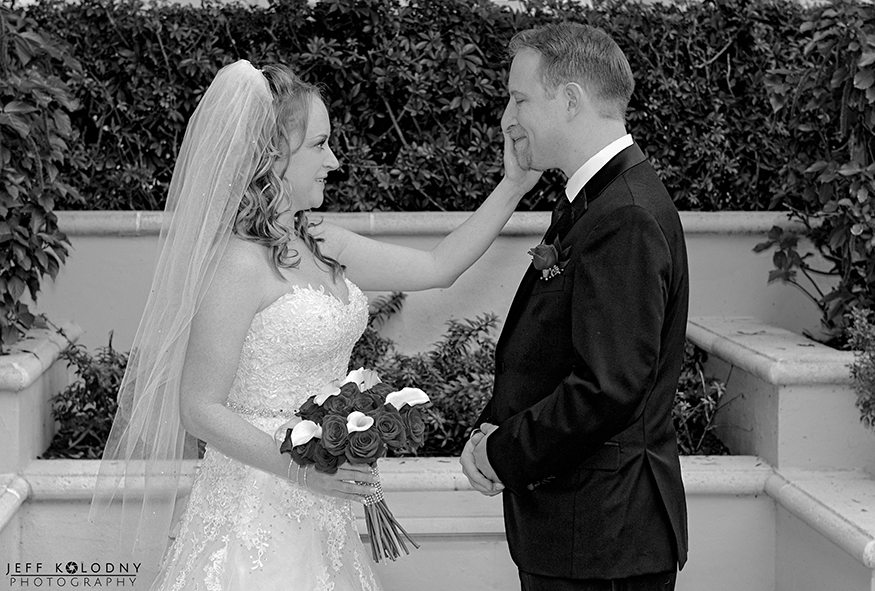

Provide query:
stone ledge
left=679, top=455, right=771, bottom=495
left=688, top=316, right=853, bottom=386
left=679, top=211, right=804, bottom=235
left=19, top=456, right=771, bottom=539
left=766, top=468, right=875, bottom=569
left=0, top=322, right=81, bottom=392
left=0, top=475, right=30, bottom=534
left=15, top=456, right=875, bottom=569
left=56, top=210, right=801, bottom=237
left=21, top=456, right=770, bottom=498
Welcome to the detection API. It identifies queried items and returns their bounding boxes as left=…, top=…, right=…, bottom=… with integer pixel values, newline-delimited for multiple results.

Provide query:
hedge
left=22, top=0, right=814, bottom=212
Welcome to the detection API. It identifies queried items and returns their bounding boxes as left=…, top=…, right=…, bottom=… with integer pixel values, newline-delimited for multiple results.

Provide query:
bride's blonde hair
left=234, top=63, right=344, bottom=279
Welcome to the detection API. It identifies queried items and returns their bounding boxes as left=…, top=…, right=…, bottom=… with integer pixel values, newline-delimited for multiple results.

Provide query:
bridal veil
left=90, top=60, right=274, bottom=554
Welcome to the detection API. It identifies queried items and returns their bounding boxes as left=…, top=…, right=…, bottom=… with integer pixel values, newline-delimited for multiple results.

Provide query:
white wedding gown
left=151, top=278, right=382, bottom=591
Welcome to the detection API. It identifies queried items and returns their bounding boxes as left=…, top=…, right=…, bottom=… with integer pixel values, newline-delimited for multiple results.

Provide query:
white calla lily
left=291, top=420, right=322, bottom=446
left=273, top=418, right=300, bottom=445
left=386, top=387, right=430, bottom=410
left=346, top=411, right=375, bottom=433
left=315, top=383, right=341, bottom=405
left=360, top=368, right=382, bottom=390
left=341, top=367, right=367, bottom=390
left=340, top=367, right=382, bottom=391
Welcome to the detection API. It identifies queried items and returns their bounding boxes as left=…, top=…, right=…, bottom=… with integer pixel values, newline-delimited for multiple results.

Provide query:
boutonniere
left=528, top=236, right=571, bottom=281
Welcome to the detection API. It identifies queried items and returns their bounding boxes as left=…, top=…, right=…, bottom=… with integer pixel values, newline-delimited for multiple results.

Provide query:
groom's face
left=504, top=48, right=566, bottom=172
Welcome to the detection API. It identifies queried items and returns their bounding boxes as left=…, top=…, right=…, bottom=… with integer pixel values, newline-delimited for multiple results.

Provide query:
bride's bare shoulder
left=190, top=237, right=269, bottom=321
left=214, top=236, right=270, bottom=287
left=223, top=235, right=268, bottom=263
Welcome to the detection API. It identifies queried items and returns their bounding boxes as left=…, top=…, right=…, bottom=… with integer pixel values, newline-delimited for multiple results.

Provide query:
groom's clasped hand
left=460, top=422, right=503, bottom=496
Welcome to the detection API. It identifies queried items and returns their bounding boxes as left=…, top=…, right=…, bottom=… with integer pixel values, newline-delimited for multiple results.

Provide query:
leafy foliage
left=350, top=292, right=499, bottom=456
left=592, top=0, right=807, bottom=211
left=758, top=0, right=875, bottom=345
left=848, top=307, right=875, bottom=431
left=673, top=340, right=729, bottom=455
left=44, top=299, right=729, bottom=459
left=21, top=0, right=811, bottom=213
left=0, top=7, right=81, bottom=350
left=42, top=333, right=127, bottom=459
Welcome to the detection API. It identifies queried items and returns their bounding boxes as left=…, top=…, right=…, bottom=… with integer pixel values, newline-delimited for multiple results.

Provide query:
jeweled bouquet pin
left=279, top=367, right=428, bottom=563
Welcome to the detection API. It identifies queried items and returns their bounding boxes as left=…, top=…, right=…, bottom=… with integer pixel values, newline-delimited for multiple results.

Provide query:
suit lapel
left=554, top=142, right=647, bottom=242
left=498, top=143, right=648, bottom=350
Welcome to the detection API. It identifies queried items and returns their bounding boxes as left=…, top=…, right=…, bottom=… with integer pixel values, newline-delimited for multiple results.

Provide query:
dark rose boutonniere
left=528, top=235, right=572, bottom=281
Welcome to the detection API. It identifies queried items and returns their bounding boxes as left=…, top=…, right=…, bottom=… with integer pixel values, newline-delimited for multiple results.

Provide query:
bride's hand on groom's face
left=500, top=113, right=541, bottom=196
left=306, top=463, right=377, bottom=504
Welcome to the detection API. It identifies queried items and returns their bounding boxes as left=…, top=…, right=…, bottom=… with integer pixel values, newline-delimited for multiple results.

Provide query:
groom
left=460, top=22, right=689, bottom=591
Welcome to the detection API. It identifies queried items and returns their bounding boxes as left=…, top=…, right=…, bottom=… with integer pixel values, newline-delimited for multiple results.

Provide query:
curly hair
left=233, top=63, right=344, bottom=279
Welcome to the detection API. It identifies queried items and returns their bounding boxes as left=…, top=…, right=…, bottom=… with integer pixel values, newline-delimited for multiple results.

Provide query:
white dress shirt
left=564, top=134, right=634, bottom=203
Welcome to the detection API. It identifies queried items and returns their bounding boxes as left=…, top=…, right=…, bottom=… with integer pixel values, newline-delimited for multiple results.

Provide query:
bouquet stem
left=363, top=464, right=419, bottom=563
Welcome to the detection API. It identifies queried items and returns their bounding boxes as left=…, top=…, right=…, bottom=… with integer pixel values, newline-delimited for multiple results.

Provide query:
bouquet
left=279, top=367, right=429, bottom=563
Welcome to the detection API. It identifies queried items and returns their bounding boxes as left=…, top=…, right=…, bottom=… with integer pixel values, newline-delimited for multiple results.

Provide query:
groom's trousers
left=519, top=569, right=677, bottom=591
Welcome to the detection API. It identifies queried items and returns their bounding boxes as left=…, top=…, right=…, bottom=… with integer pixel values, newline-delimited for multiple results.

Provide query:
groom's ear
left=563, top=82, right=587, bottom=120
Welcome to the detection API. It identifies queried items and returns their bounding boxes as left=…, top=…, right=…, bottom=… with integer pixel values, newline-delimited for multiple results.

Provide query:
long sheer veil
left=89, top=60, right=274, bottom=554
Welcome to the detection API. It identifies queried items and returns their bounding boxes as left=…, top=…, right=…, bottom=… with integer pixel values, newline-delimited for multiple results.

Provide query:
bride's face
left=277, top=99, right=339, bottom=212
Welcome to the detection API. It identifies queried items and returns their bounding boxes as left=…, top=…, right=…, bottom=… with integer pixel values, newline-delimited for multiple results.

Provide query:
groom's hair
left=509, top=22, right=634, bottom=123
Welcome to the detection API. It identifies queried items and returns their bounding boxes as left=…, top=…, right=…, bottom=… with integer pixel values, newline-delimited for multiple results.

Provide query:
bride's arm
left=178, top=241, right=374, bottom=501
left=321, top=130, right=542, bottom=292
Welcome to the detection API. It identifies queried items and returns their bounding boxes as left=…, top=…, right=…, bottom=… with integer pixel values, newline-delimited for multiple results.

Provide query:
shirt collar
left=564, top=134, right=634, bottom=203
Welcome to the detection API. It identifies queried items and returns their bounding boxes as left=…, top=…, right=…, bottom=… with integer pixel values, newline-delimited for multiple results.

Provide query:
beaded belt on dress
left=226, top=400, right=296, bottom=419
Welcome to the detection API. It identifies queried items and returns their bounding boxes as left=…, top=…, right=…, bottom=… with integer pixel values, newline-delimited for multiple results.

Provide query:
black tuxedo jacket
left=478, top=143, right=689, bottom=580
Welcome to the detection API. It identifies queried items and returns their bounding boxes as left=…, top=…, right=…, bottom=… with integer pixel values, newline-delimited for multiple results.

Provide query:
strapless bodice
left=225, top=277, right=369, bottom=419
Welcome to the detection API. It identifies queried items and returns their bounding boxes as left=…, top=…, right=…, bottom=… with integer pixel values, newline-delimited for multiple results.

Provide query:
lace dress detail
left=151, top=279, right=381, bottom=591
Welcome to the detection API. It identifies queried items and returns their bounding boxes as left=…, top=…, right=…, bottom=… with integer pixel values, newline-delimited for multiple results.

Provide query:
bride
left=90, top=59, right=539, bottom=590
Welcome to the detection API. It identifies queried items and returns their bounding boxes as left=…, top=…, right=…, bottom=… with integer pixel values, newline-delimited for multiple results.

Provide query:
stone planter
left=687, top=317, right=875, bottom=590
left=688, top=316, right=875, bottom=473
left=0, top=323, right=79, bottom=565
left=7, top=315, right=875, bottom=590
left=10, top=215, right=873, bottom=588
left=0, top=323, right=80, bottom=474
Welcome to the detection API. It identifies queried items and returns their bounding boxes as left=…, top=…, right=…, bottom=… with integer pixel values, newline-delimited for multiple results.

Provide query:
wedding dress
left=150, top=278, right=382, bottom=591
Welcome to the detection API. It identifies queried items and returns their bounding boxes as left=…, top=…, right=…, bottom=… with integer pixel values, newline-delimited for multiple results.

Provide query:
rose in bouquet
left=279, top=367, right=429, bottom=563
